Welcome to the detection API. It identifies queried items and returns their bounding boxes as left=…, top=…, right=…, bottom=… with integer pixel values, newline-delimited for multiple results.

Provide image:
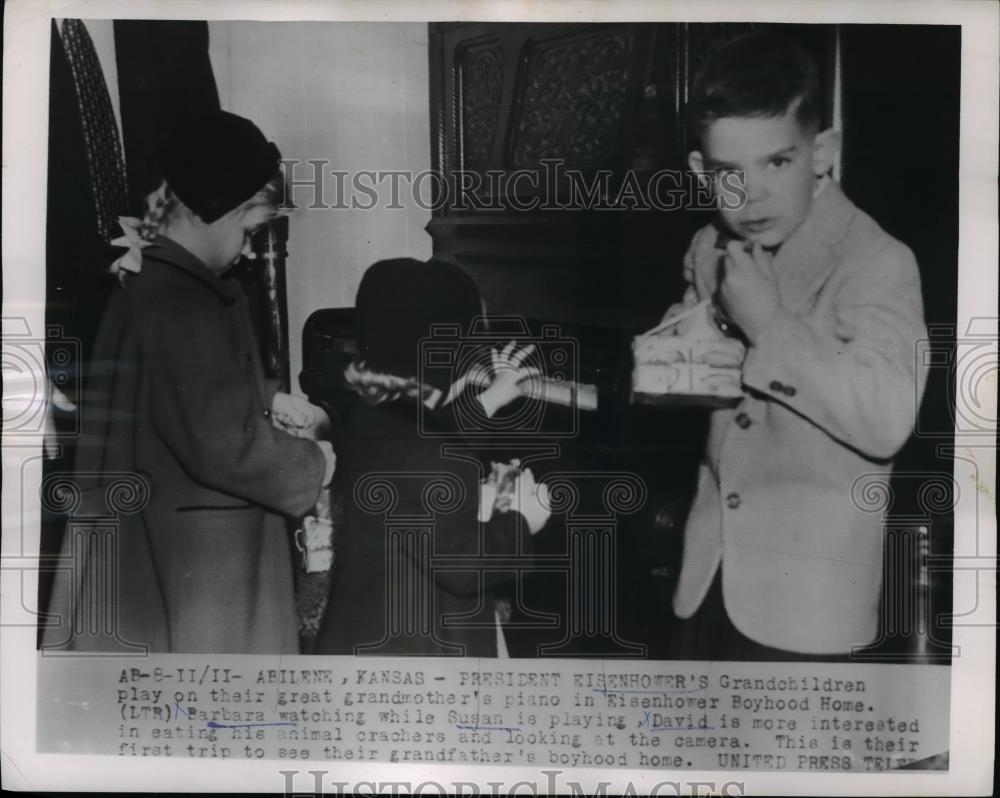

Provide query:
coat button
left=726, top=492, right=741, bottom=509
left=769, top=380, right=784, bottom=392
left=734, top=412, right=752, bottom=429
left=783, top=385, right=797, bottom=397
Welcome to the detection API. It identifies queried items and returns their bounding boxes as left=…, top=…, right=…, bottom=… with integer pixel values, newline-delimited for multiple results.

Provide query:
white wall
left=208, top=21, right=432, bottom=389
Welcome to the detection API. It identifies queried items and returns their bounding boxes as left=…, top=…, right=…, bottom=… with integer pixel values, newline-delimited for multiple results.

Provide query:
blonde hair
left=138, top=172, right=285, bottom=241
left=343, top=360, right=434, bottom=406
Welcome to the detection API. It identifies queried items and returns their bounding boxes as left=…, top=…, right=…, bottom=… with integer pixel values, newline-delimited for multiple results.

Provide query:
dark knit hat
left=356, top=258, right=482, bottom=392
left=158, top=111, right=281, bottom=223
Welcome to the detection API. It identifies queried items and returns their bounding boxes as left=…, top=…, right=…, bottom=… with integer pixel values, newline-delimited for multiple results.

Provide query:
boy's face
left=690, top=108, right=832, bottom=248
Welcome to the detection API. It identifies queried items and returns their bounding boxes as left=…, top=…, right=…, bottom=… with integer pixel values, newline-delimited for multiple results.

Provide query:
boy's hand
left=716, top=241, right=782, bottom=344
left=660, top=301, right=693, bottom=335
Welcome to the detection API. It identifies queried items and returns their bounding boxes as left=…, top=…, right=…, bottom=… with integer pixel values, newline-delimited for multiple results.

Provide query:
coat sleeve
left=741, top=239, right=927, bottom=460
left=147, top=295, right=327, bottom=517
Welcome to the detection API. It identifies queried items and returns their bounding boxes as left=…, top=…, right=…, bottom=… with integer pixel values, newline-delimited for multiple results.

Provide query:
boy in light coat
left=666, top=32, right=927, bottom=657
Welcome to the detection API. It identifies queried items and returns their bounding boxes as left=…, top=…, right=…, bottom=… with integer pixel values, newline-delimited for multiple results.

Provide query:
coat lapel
left=143, top=235, right=244, bottom=304
left=771, top=180, right=856, bottom=313
left=695, top=181, right=857, bottom=313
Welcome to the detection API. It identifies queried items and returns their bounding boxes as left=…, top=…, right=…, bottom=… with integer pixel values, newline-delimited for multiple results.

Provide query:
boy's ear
left=812, top=128, right=841, bottom=176
left=688, top=151, right=708, bottom=184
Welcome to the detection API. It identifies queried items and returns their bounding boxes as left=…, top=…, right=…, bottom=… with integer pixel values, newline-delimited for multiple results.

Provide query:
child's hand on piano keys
left=501, top=467, right=551, bottom=534
left=477, top=342, right=541, bottom=418
left=490, top=459, right=520, bottom=508
left=478, top=480, right=498, bottom=523
left=479, top=459, right=519, bottom=522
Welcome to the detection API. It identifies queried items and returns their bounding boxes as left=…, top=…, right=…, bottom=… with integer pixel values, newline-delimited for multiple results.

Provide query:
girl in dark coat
left=42, top=112, right=336, bottom=654
left=315, top=258, right=550, bottom=657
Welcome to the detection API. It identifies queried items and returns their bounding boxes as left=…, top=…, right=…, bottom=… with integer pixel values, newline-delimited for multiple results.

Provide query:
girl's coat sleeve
left=147, top=292, right=326, bottom=517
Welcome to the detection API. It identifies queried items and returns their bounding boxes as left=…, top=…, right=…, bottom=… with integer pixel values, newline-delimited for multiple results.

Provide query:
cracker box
left=631, top=300, right=746, bottom=406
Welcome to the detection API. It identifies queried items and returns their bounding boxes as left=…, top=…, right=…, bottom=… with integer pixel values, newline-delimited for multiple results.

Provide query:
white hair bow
left=109, top=216, right=151, bottom=283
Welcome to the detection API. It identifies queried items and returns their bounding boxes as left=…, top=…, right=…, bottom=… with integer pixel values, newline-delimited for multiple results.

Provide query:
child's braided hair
left=137, top=180, right=181, bottom=242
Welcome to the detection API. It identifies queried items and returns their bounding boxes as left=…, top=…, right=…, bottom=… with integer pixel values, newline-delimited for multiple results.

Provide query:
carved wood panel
left=456, top=39, right=503, bottom=173
left=507, top=30, right=634, bottom=169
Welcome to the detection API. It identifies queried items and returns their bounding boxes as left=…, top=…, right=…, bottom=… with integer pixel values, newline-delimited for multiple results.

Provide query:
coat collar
left=143, top=235, right=243, bottom=305
left=769, top=179, right=856, bottom=311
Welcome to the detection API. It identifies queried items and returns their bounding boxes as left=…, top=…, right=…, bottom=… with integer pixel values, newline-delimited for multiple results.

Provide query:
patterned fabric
left=60, top=19, right=129, bottom=242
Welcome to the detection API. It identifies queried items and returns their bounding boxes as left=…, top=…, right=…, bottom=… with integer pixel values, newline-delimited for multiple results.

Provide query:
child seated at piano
left=315, top=257, right=551, bottom=657
left=662, top=31, right=926, bottom=658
